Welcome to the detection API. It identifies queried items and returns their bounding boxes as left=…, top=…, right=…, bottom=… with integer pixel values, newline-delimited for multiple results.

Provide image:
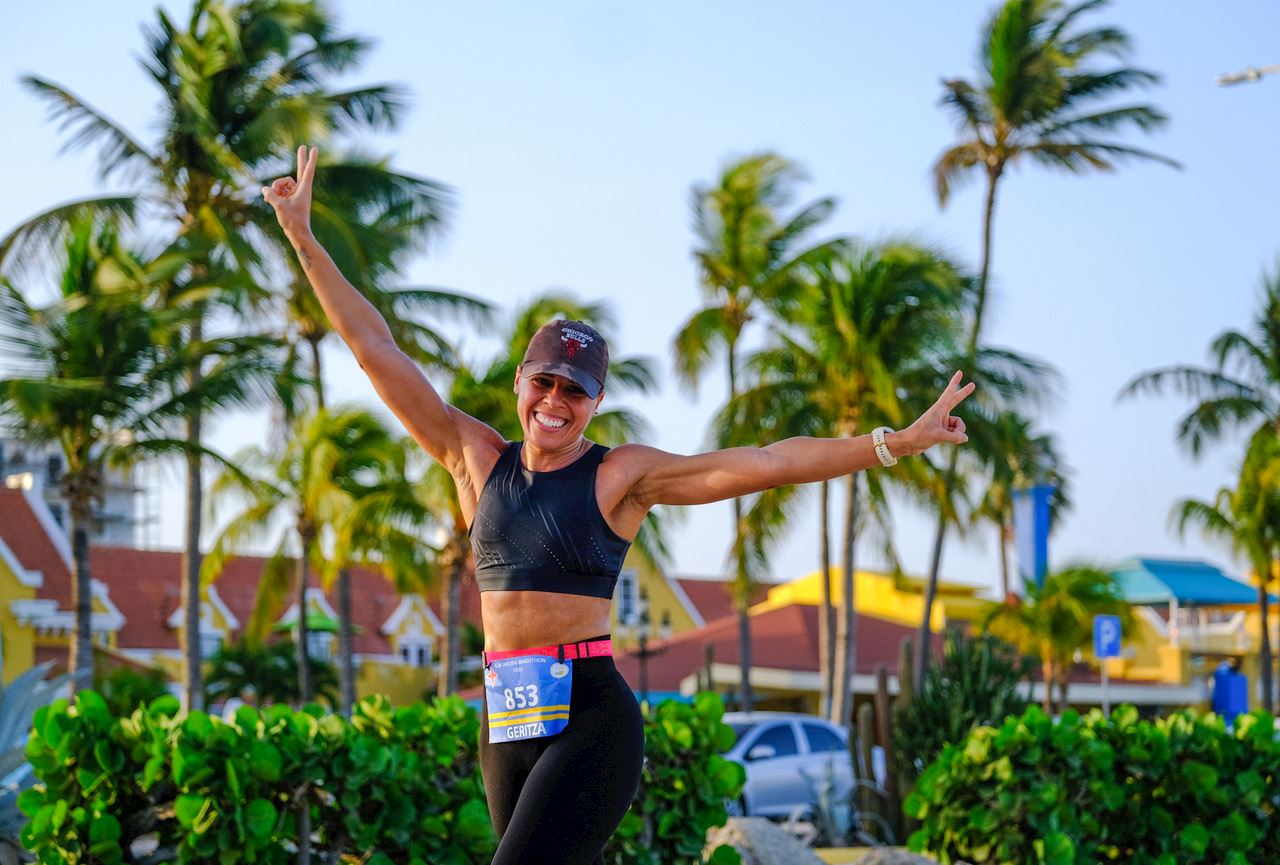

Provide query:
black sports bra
left=469, top=442, right=631, bottom=599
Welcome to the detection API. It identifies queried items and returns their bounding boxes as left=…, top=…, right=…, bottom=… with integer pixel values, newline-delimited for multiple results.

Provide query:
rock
left=855, top=849, right=967, bottom=865
left=704, top=817, right=826, bottom=865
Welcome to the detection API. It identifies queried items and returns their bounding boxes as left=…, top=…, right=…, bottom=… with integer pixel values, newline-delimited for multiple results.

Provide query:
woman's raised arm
left=625, top=371, right=975, bottom=508
left=262, top=146, right=501, bottom=479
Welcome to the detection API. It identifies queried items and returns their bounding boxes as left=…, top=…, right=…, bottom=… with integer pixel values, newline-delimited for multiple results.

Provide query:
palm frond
left=1117, top=365, right=1258, bottom=405
left=671, top=304, right=734, bottom=394
left=245, top=542, right=296, bottom=643
left=20, top=77, right=157, bottom=182
left=0, top=196, right=139, bottom=280
left=327, top=85, right=409, bottom=133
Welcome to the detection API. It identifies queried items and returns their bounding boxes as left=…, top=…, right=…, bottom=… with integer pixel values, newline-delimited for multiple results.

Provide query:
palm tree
left=325, top=426, right=441, bottom=714
left=0, top=216, right=270, bottom=683
left=728, top=240, right=969, bottom=725
left=204, top=639, right=340, bottom=708
left=9, top=0, right=446, bottom=710
left=979, top=564, right=1130, bottom=712
left=967, top=409, right=1072, bottom=598
left=202, top=406, right=426, bottom=703
left=1171, top=433, right=1280, bottom=713
left=922, top=0, right=1177, bottom=675
left=1120, top=268, right=1280, bottom=455
left=674, top=153, right=838, bottom=711
left=1121, top=268, right=1280, bottom=710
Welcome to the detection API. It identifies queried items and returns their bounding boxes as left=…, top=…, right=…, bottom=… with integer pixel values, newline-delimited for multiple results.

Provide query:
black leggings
left=479, top=650, right=644, bottom=865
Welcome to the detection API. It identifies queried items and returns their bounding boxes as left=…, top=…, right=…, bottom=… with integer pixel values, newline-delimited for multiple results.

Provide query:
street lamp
left=632, top=589, right=669, bottom=710
left=1217, top=65, right=1280, bottom=86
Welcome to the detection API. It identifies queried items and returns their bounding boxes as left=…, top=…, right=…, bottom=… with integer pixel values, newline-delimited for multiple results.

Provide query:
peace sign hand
left=902, top=371, right=975, bottom=455
left=262, top=145, right=318, bottom=239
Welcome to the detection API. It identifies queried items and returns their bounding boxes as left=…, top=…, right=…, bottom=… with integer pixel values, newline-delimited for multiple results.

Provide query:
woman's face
left=514, top=369, right=604, bottom=449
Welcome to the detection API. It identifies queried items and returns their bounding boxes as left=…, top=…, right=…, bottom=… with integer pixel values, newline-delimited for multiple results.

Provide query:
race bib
left=484, top=654, right=572, bottom=743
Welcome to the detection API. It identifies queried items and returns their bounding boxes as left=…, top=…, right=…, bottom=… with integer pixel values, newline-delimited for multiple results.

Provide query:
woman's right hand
left=262, top=145, right=317, bottom=239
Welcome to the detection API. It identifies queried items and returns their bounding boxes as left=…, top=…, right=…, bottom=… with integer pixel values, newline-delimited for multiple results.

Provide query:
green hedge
left=20, top=690, right=742, bottom=865
left=906, top=704, right=1280, bottom=865
left=20, top=692, right=493, bottom=864
left=607, top=692, right=746, bottom=865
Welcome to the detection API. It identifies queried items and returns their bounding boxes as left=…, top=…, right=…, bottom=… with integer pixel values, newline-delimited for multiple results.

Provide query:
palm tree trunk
left=1258, top=577, right=1273, bottom=714
left=968, top=168, right=1000, bottom=360
left=735, top=598, right=753, bottom=711
left=437, top=548, right=464, bottom=697
left=182, top=317, right=205, bottom=711
left=727, top=339, right=753, bottom=712
left=916, top=505, right=948, bottom=684
left=296, top=532, right=313, bottom=703
left=309, top=337, right=325, bottom=411
left=69, top=498, right=94, bottom=689
left=832, top=472, right=860, bottom=727
left=337, top=567, right=355, bottom=715
left=819, top=481, right=834, bottom=718
left=1040, top=655, right=1054, bottom=713
left=917, top=167, right=1002, bottom=683
left=998, top=518, right=1011, bottom=600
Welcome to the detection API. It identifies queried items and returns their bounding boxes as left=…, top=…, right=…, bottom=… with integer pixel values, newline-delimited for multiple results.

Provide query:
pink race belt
left=483, top=638, right=612, bottom=665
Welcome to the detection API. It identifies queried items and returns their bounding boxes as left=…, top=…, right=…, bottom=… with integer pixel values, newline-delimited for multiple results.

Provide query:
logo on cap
left=561, top=326, right=594, bottom=359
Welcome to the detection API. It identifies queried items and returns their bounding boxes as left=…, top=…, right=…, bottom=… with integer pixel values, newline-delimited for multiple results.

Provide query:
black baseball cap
left=520, top=319, right=609, bottom=399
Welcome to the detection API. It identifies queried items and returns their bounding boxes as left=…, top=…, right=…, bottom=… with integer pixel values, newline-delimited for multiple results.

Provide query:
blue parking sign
left=1094, top=615, right=1122, bottom=659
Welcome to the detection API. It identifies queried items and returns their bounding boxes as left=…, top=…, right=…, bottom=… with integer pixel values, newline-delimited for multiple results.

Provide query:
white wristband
left=871, top=427, right=898, bottom=467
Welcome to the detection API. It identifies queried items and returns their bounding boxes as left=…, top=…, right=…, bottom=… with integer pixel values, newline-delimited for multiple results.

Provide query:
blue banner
left=1012, top=484, right=1054, bottom=588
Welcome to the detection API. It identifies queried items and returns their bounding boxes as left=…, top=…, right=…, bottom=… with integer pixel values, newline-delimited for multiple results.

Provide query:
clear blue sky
left=3, top=2, right=1279, bottom=596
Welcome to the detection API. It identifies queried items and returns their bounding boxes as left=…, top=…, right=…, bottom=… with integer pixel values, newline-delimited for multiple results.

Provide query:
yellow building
left=0, top=535, right=37, bottom=684
left=609, top=549, right=706, bottom=652
left=753, top=566, right=988, bottom=629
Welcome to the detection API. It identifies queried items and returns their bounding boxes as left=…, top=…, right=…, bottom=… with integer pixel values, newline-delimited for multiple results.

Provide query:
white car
left=721, top=711, right=857, bottom=819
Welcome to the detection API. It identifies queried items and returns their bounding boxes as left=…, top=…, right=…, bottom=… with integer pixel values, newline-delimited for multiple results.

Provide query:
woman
left=263, top=146, right=974, bottom=865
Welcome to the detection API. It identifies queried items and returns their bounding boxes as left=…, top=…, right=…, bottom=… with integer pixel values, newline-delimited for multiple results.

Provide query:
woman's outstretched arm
left=624, top=371, right=975, bottom=507
left=262, top=145, right=502, bottom=480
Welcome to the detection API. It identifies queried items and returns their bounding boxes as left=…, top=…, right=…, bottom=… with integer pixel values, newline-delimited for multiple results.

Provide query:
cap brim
left=521, top=362, right=603, bottom=399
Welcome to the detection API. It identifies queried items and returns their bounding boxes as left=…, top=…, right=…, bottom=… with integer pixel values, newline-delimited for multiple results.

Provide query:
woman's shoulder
left=599, top=442, right=680, bottom=476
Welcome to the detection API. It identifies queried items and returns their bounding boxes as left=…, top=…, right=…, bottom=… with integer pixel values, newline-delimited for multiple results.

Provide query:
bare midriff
left=480, top=590, right=613, bottom=652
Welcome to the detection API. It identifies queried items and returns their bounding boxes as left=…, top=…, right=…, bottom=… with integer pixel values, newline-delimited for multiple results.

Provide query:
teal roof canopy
left=1111, top=558, right=1276, bottom=606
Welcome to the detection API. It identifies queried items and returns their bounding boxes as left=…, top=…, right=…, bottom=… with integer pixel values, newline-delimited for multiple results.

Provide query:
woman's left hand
left=900, top=371, right=975, bottom=455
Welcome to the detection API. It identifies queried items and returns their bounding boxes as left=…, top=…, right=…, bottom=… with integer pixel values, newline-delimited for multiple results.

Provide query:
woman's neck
left=521, top=437, right=590, bottom=472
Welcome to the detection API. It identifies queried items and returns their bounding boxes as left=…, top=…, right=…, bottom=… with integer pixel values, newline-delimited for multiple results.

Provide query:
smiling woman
left=262, top=144, right=974, bottom=865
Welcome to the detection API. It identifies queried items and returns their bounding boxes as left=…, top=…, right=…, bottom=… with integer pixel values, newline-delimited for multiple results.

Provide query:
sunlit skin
left=482, top=370, right=614, bottom=649
left=264, top=145, right=976, bottom=652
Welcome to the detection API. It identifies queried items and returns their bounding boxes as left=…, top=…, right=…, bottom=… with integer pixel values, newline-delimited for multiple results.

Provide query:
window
left=46, top=455, right=62, bottom=485
left=728, top=722, right=757, bottom=748
left=748, top=723, right=798, bottom=760
left=615, top=569, right=639, bottom=627
left=802, top=722, right=845, bottom=753
left=399, top=638, right=431, bottom=668
left=200, top=632, right=223, bottom=659
left=307, top=632, right=334, bottom=662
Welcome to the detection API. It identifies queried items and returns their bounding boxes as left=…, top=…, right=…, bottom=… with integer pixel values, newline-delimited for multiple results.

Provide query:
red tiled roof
left=613, top=603, right=925, bottom=693
left=673, top=577, right=769, bottom=625
left=92, top=546, right=485, bottom=655
left=0, top=488, right=484, bottom=657
left=0, top=488, right=72, bottom=606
